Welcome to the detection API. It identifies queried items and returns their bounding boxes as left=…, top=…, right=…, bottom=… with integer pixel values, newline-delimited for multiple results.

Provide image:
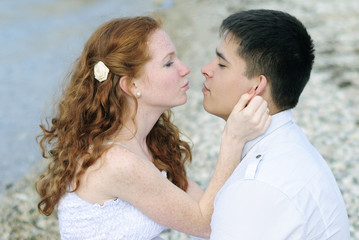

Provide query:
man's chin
left=202, top=101, right=212, bottom=114
left=202, top=103, right=228, bottom=120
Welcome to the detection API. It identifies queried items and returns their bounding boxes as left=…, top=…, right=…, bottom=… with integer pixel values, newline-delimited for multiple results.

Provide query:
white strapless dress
left=57, top=173, right=166, bottom=239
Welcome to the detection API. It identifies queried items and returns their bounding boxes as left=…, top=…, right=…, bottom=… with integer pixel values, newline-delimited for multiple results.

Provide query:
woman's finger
left=231, top=91, right=256, bottom=113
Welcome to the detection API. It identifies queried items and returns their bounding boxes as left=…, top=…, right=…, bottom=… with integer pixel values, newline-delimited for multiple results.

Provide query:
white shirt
left=210, top=110, right=350, bottom=240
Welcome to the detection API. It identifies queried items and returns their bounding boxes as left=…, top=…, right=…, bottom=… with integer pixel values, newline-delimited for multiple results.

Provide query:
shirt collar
left=241, top=109, right=294, bottom=159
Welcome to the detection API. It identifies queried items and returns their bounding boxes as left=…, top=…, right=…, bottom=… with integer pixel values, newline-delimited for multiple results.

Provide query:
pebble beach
left=1, top=0, right=358, bottom=239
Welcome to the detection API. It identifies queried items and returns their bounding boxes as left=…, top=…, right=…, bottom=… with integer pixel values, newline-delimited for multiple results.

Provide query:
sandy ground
left=1, top=0, right=358, bottom=239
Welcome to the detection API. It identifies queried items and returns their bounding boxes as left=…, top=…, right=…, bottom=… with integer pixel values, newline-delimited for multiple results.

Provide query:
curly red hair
left=36, top=16, right=192, bottom=216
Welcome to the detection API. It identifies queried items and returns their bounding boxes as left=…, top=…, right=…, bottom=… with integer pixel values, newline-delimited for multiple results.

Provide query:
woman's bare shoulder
left=100, top=145, right=160, bottom=189
left=102, top=145, right=146, bottom=175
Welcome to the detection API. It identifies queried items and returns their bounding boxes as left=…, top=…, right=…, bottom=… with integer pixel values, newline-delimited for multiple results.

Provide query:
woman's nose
left=180, top=61, right=190, bottom=77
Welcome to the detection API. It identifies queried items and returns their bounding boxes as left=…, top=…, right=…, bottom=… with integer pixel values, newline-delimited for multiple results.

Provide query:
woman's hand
left=223, top=92, right=271, bottom=146
left=218, top=92, right=271, bottom=170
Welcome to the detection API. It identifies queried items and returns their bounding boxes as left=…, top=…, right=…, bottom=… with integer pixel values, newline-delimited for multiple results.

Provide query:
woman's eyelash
left=165, top=61, right=174, bottom=67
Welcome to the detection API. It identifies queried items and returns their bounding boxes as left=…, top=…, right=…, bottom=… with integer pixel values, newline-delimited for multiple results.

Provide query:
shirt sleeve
left=210, top=180, right=305, bottom=240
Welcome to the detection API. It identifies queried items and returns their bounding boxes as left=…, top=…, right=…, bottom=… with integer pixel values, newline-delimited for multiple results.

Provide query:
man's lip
left=202, top=83, right=210, bottom=91
left=182, top=81, right=189, bottom=88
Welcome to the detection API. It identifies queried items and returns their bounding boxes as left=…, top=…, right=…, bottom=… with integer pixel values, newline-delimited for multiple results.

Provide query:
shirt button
left=256, top=154, right=262, bottom=159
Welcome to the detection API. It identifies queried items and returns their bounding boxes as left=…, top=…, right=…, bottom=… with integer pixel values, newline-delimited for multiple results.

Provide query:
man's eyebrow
left=216, top=48, right=229, bottom=62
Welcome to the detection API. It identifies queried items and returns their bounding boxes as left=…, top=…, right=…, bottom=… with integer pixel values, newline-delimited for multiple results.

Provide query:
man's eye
left=218, top=63, right=226, bottom=68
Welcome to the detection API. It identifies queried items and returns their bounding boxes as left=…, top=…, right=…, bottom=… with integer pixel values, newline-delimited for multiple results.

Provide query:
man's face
left=201, top=35, right=255, bottom=120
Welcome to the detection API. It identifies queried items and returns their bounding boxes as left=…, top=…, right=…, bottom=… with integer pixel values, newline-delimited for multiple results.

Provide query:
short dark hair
left=220, top=9, right=315, bottom=110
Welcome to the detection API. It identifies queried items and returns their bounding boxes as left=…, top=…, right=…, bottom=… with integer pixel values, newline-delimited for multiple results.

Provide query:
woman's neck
left=113, top=105, right=164, bottom=161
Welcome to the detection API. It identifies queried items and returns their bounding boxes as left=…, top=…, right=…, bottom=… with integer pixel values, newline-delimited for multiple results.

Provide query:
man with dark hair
left=201, top=9, right=349, bottom=239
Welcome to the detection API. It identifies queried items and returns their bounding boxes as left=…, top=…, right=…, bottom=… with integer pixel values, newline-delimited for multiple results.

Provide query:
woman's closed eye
left=164, top=61, right=174, bottom=67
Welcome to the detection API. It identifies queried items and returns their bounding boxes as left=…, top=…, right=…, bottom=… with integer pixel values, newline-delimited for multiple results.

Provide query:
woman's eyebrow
left=162, top=51, right=175, bottom=61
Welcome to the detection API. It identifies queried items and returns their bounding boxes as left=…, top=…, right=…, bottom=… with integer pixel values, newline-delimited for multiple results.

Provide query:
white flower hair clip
left=94, top=61, right=109, bottom=82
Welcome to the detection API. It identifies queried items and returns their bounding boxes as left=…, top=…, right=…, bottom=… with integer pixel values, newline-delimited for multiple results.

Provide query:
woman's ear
left=119, top=76, right=133, bottom=96
left=254, top=75, right=268, bottom=95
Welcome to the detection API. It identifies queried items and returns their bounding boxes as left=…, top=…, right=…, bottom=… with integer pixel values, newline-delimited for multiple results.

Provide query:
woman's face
left=136, top=29, right=190, bottom=112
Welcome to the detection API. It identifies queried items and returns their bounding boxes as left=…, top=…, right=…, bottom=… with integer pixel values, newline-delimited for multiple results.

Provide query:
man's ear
left=119, top=76, right=134, bottom=96
left=254, top=75, right=268, bottom=95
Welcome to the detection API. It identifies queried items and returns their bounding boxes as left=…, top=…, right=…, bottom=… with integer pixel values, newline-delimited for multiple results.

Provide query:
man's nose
left=201, top=63, right=212, bottom=78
